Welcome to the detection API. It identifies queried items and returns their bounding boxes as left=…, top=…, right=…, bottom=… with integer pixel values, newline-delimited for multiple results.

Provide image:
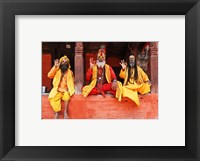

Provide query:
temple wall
left=42, top=42, right=158, bottom=93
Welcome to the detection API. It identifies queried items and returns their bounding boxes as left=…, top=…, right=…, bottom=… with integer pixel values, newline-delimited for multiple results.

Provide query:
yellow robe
left=48, top=67, right=75, bottom=112
left=82, top=64, right=122, bottom=101
left=119, top=66, right=150, bottom=106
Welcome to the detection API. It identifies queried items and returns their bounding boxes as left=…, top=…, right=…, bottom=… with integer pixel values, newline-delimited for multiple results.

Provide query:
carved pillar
left=149, top=42, right=158, bottom=93
left=74, top=42, right=84, bottom=94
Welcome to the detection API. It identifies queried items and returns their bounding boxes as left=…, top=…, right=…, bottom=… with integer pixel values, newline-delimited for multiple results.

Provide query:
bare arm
left=47, top=59, right=60, bottom=78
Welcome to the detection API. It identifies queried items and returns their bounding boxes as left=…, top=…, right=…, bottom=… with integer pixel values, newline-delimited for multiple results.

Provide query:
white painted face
left=129, top=55, right=135, bottom=62
left=129, top=55, right=135, bottom=67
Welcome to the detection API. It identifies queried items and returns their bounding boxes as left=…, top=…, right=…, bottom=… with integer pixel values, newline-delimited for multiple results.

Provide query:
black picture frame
left=0, top=0, right=199, bottom=160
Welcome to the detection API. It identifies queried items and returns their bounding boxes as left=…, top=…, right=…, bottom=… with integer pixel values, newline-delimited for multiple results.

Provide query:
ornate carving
left=137, top=43, right=150, bottom=73
left=74, top=42, right=84, bottom=94
left=75, top=42, right=83, bottom=56
left=149, top=42, right=158, bottom=93
left=150, top=42, right=158, bottom=56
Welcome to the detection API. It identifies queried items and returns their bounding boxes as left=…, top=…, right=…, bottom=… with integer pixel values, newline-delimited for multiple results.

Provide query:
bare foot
left=101, top=91, right=106, bottom=97
left=64, top=112, right=68, bottom=119
left=54, top=112, right=59, bottom=119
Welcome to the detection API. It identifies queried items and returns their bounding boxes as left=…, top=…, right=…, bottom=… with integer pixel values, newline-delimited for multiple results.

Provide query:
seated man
left=48, top=55, right=74, bottom=119
left=82, top=48, right=122, bottom=100
left=119, top=55, right=151, bottom=106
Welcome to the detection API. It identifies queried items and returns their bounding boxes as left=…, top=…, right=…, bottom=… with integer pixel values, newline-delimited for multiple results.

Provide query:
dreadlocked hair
left=127, top=56, right=138, bottom=83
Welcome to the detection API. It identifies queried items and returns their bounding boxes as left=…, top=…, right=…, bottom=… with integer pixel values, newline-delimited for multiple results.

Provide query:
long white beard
left=97, top=60, right=105, bottom=68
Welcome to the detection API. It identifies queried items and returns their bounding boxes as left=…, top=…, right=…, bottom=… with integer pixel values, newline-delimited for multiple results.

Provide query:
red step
left=42, top=94, right=158, bottom=119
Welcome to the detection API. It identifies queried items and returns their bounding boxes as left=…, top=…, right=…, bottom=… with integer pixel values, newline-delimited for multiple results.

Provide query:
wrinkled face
left=129, top=55, right=135, bottom=67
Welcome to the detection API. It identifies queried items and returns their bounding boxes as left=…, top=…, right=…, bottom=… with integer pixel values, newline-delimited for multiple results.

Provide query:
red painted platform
left=42, top=93, right=158, bottom=119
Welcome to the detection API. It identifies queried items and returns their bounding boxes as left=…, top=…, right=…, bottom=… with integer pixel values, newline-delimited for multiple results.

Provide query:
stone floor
left=42, top=93, right=158, bottom=119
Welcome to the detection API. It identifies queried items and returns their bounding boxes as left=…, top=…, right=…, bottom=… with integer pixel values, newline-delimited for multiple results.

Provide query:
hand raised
left=89, top=57, right=96, bottom=68
left=119, top=59, right=127, bottom=69
left=146, top=80, right=152, bottom=86
left=54, top=59, right=60, bottom=68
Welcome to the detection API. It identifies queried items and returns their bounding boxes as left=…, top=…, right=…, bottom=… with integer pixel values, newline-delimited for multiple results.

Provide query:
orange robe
left=48, top=66, right=75, bottom=112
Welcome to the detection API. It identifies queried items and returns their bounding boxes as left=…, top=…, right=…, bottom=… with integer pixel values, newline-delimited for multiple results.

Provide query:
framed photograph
left=42, top=41, right=158, bottom=119
left=0, top=0, right=199, bottom=160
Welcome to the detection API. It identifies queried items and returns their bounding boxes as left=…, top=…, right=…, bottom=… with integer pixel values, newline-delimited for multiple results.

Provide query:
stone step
left=42, top=94, right=158, bottom=119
